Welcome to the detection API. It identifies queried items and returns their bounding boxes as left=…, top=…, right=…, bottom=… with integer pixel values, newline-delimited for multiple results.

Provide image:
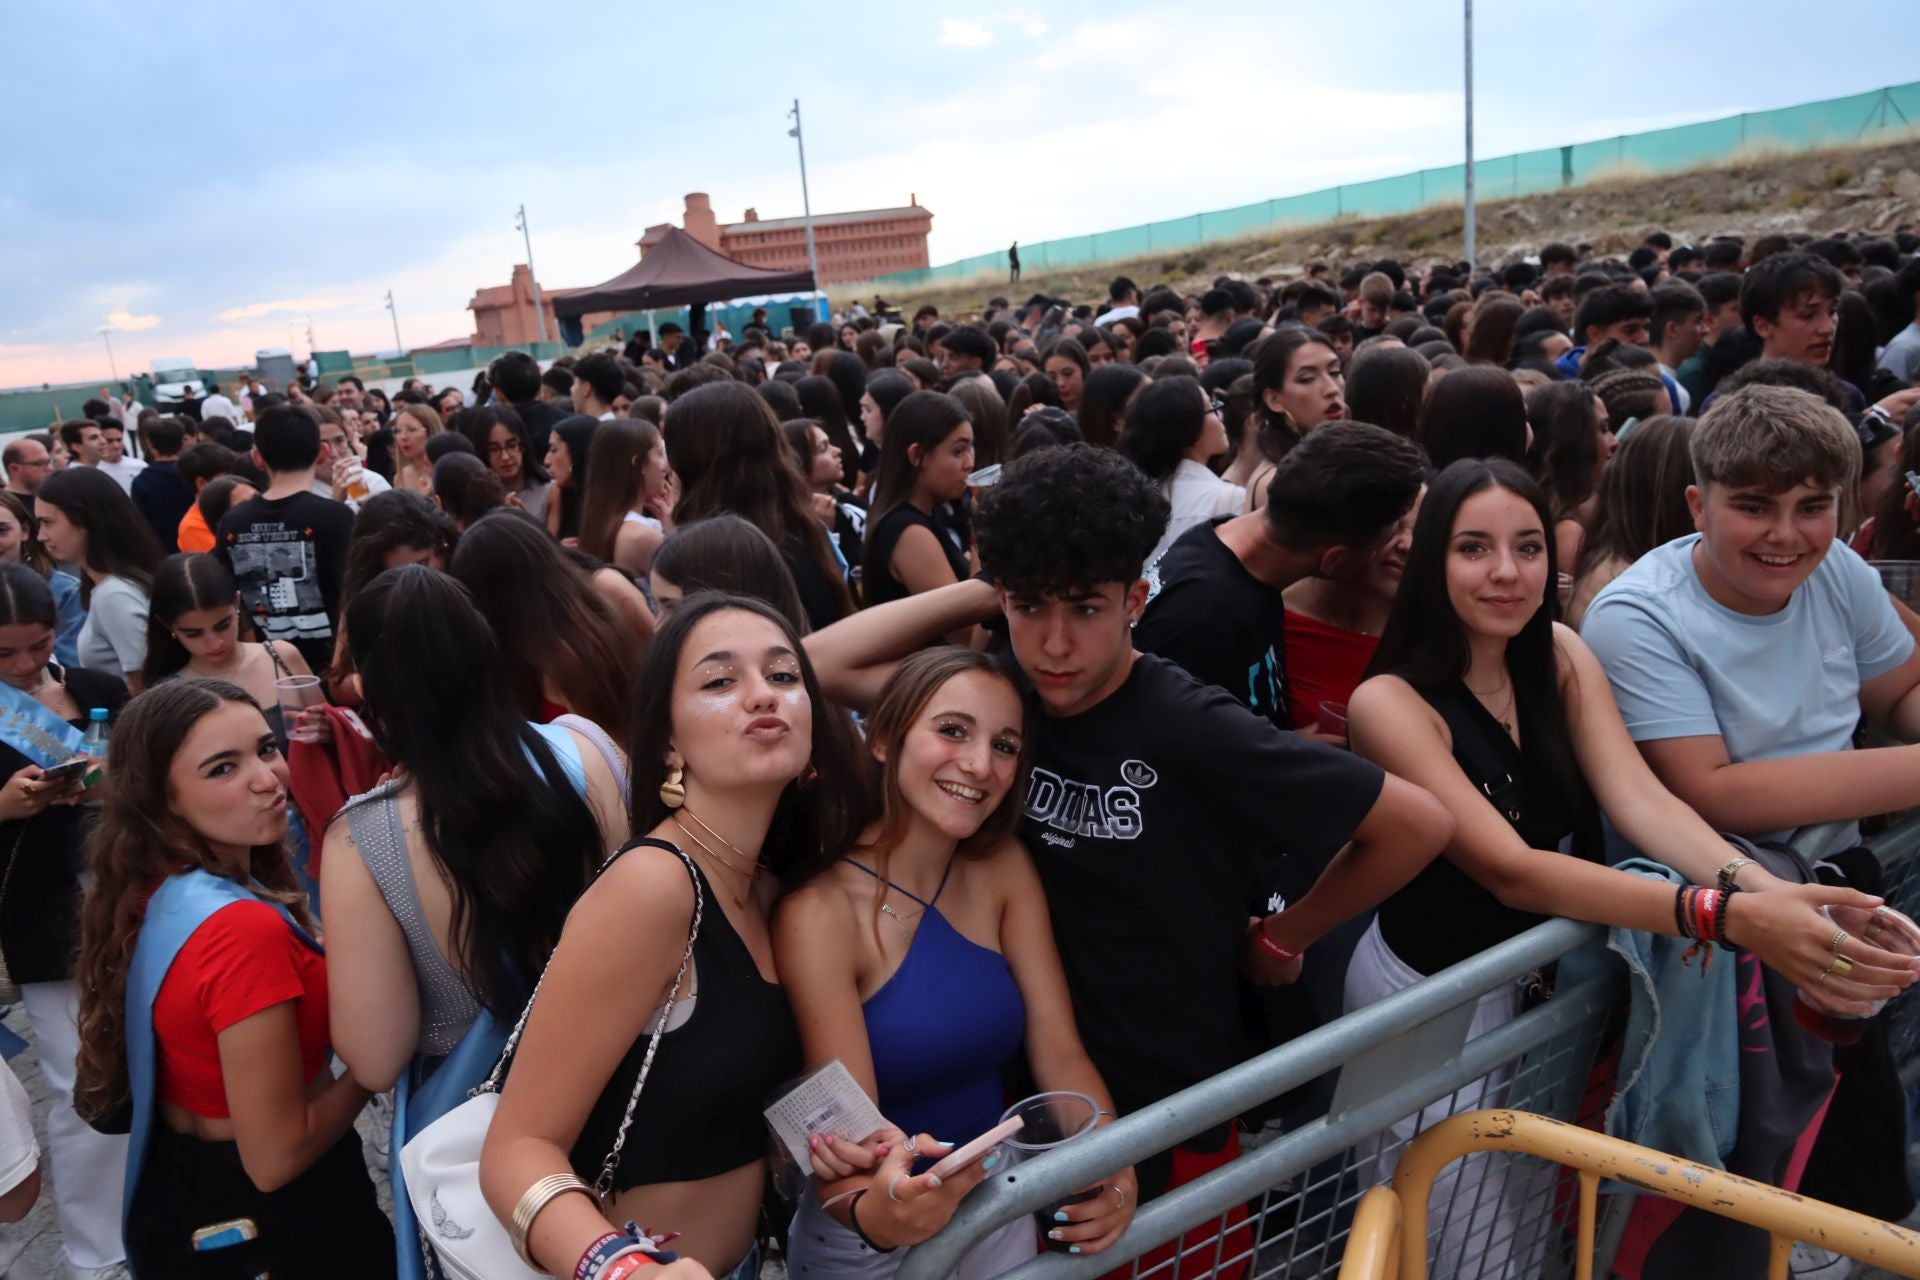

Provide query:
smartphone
left=191, top=1218, right=259, bottom=1250
left=929, top=1115, right=1024, bottom=1180
left=1906, top=470, right=1920, bottom=503
left=35, top=758, right=89, bottom=790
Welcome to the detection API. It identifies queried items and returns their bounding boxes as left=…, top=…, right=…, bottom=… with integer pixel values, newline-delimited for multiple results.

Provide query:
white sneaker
left=1788, top=1241, right=1856, bottom=1278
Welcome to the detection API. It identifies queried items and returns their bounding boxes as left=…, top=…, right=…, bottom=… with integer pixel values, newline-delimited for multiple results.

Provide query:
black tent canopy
left=552, top=227, right=817, bottom=318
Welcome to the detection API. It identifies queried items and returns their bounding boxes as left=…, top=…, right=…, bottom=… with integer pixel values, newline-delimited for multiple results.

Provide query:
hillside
left=855, top=137, right=1920, bottom=318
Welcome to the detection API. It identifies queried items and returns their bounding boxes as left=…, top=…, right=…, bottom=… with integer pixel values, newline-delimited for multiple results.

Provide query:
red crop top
left=151, top=899, right=331, bottom=1118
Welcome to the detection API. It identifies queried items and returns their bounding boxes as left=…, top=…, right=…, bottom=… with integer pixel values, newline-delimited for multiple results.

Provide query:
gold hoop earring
left=659, top=762, right=685, bottom=809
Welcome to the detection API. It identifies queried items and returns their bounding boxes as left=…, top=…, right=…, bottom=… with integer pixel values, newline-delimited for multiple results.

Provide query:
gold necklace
left=1463, top=675, right=1516, bottom=735
left=673, top=808, right=763, bottom=903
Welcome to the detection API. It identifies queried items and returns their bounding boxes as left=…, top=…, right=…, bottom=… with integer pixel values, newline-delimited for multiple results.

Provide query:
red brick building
left=638, top=192, right=933, bottom=285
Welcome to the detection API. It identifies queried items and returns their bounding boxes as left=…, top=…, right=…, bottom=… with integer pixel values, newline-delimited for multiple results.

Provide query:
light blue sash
left=0, top=674, right=84, bottom=769
left=390, top=1009, right=509, bottom=1279
left=122, top=870, right=320, bottom=1233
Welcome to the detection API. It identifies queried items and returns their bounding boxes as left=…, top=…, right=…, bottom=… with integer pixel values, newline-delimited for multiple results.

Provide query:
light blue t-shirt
left=1583, top=534, right=1914, bottom=849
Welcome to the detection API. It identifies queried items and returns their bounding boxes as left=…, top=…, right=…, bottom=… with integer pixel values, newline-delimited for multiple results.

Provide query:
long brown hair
left=0, top=490, right=56, bottom=578
left=842, top=649, right=1032, bottom=939
left=576, top=418, right=661, bottom=565
left=75, top=680, right=309, bottom=1122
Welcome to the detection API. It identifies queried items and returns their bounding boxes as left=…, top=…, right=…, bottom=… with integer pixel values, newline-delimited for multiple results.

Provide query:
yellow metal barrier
left=1337, top=1109, right=1920, bottom=1280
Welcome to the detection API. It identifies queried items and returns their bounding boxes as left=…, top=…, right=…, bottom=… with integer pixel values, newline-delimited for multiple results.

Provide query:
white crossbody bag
left=400, top=842, right=703, bottom=1279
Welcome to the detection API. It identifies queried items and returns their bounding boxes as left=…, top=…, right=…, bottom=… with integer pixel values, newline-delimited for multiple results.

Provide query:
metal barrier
left=899, top=812, right=1920, bottom=1280
left=1346, top=1110, right=1920, bottom=1279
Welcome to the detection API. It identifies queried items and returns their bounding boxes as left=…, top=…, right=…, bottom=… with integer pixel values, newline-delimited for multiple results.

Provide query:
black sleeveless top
left=569, top=839, right=799, bottom=1189
left=1375, top=681, right=1600, bottom=977
left=863, top=504, right=969, bottom=607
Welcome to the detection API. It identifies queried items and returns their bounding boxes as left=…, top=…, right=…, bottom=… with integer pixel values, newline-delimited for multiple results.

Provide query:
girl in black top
left=663, top=382, right=854, bottom=634
left=1344, top=459, right=1907, bottom=1279
left=0, top=563, right=131, bottom=1272
left=481, top=595, right=861, bottom=1280
left=862, top=392, right=974, bottom=616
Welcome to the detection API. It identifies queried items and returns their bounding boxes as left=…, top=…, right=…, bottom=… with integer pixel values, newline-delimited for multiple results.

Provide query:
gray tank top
left=345, top=781, right=480, bottom=1057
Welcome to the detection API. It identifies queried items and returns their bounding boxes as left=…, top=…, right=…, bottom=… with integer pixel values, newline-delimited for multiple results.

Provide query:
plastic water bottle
left=80, top=708, right=109, bottom=790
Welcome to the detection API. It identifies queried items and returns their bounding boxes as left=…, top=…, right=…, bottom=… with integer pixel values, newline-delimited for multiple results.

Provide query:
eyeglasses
left=1209, top=397, right=1228, bottom=417
left=485, top=440, right=523, bottom=457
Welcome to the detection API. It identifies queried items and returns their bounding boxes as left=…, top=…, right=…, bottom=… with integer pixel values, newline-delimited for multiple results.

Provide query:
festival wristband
left=597, top=1256, right=655, bottom=1280
left=576, top=1233, right=625, bottom=1280
left=1255, top=921, right=1302, bottom=963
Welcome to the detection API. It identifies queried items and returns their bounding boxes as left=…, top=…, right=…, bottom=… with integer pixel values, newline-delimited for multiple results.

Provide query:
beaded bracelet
left=1713, top=886, right=1736, bottom=945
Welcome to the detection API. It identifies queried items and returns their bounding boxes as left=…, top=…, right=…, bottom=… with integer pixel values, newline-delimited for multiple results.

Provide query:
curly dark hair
left=975, top=444, right=1169, bottom=594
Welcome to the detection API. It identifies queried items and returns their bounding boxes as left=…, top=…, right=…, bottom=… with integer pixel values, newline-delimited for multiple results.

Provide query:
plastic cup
left=1793, top=904, right=1920, bottom=1045
left=1316, top=701, right=1349, bottom=736
left=274, top=675, right=326, bottom=744
left=1000, top=1091, right=1101, bottom=1252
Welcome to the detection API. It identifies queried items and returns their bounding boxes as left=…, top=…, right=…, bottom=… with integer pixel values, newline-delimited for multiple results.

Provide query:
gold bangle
left=510, top=1173, right=595, bottom=1266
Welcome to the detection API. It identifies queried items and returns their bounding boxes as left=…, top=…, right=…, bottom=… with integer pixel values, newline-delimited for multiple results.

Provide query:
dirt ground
left=860, top=136, right=1920, bottom=321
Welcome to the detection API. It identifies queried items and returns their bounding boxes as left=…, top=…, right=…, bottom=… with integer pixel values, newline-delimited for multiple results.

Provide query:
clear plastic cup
left=275, top=675, right=326, bottom=744
left=1316, top=701, right=1349, bottom=736
left=1000, top=1091, right=1100, bottom=1252
left=1793, top=904, right=1920, bottom=1045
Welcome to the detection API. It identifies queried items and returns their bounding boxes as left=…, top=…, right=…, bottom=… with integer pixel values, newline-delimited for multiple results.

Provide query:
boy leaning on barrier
left=803, top=444, right=1453, bottom=1215
left=1584, top=385, right=1920, bottom=874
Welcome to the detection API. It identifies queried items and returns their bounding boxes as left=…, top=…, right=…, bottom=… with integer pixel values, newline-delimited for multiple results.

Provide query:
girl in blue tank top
left=775, top=649, right=1137, bottom=1279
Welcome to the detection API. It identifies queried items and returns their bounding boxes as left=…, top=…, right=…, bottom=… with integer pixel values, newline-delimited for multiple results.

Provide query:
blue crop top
left=853, top=861, right=1026, bottom=1143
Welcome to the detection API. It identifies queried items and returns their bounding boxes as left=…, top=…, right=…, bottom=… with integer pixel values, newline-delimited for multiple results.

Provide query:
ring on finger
left=904, top=1135, right=918, bottom=1157
left=1832, top=955, right=1855, bottom=978
left=1113, top=1185, right=1127, bottom=1209
left=888, top=1175, right=908, bottom=1204
left=1818, top=969, right=1833, bottom=985
left=1830, top=928, right=1849, bottom=954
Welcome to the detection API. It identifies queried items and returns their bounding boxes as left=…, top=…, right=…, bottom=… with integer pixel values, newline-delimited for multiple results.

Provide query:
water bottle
left=80, top=708, right=109, bottom=790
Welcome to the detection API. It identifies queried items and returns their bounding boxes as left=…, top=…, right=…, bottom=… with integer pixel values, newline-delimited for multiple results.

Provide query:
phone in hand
left=929, top=1115, right=1024, bottom=1180
left=191, top=1217, right=259, bottom=1250
left=1906, top=470, right=1920, bottom=504
left=36, top=758, right=90, bottom=791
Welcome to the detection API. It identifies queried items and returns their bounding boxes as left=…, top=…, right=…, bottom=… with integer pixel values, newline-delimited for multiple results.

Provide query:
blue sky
left=2, top=0, right=1916, bottom=386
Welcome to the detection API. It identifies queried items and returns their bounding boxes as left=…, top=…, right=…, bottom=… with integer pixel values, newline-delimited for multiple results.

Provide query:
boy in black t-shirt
left=215, top=404, right=355, bottom=676
left=1138, top=422, right=1424, bottom=731
left=805, top=446, right=1452, bottom=1203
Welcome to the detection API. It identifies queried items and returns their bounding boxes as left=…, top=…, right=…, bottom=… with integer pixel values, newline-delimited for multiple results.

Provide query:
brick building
left=638, top=192, right=933, bottom=285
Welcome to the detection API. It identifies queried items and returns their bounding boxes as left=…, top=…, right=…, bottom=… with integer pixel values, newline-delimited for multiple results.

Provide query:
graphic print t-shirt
left=1021, top=653, right=1384, bottom=1114
left=215, top=491, right=354, bottom=674
left=1137, top=519, right=1290, bottom=730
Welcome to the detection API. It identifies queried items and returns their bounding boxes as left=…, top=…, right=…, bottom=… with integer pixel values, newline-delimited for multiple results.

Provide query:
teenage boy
left=214, top=404, right=355, bottom=674
left=129, top=415, right=192, bottom=553
left=1584, top=385, right=1920, bottom=871
left=569, top=353, right=623, bottom=420
left=804, top=445, right=1451, bottom=1201
left=1646, top=282, right=1707, bottom=414
left=1138, top=423, right=1423, bottom=731
left=94, top=420, right=147, bottom=494
left=1553, top=284, right=1654, bottom=378
left=1741, top=252, right=1843, bottom=373
left=1676, top=272, right=1744, bottom=405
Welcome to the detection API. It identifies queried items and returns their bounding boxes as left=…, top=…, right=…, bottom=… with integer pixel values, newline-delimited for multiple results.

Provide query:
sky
left=3, top=0, right=1917, bottom=388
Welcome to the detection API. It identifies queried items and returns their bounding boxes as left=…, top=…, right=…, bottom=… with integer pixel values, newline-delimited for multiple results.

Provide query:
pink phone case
left=929, top=1115, right=1024, bottom=1180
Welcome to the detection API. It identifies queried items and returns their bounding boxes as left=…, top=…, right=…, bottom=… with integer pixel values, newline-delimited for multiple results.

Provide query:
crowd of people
left=0, top=222, right=1917, bottom=1279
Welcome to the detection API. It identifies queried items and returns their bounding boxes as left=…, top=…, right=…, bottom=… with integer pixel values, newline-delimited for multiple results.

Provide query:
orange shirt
left=177, top=503, right=213, bottom=553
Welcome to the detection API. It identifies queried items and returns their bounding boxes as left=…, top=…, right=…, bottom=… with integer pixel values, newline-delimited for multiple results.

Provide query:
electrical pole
left=1463, top=0, right=1477, bottom=271
left=788, top=99, right=824, bottom=321
left=98, top=327, right=118, bottom=380
left=516, top=204, right=551, bottom=345
left=385, top=290, right=404, bottom=355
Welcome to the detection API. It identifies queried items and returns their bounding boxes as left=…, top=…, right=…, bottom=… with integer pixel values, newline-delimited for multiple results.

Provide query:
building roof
left=724, top=205, right=931, bottom=236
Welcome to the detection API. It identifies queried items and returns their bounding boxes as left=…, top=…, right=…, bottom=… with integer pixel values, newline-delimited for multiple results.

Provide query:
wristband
left=1255, top=927, right=1301, bottom=963
left=849, top=1189, right=897, bottom=1254
left=1673, top=885, right=1692, bottom=939
left=598, top=1257, right=654, bottom=1280
left=1692, top=889, right=1720, bottom=944
left=576, top=1233, right=625, bottom=1280
left=1713, top=885, right=1736, bottom=945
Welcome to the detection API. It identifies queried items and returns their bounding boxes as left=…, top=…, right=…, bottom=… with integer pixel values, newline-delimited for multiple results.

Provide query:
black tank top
left=864, top=504, right=969, bottom=607
left=569, top=839, right=799, bottom=1189
left=1375, top=682, right=1600, bottom=977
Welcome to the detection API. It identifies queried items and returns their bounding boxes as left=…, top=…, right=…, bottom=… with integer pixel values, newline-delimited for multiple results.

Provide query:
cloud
left=939, top=19, right=992, bottom=47
left=215, top=296, right=353, bottom=323
left=102, top=309, right=159, bottom=332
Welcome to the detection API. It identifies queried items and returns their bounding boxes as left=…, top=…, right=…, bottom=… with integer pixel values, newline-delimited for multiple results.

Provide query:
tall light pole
left=1462, top=0, right=1477, bottom=271
left=787, top=99, right=824, bottom=321
left=516, top=204, right=551, bottom=345
left=98, top=327, right=118, bottom=381
left=385, top=290, right=404, bottom=355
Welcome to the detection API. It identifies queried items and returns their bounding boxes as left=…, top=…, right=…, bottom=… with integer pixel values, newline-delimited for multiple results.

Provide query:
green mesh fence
left=873, top=81, right=1919, bottom=290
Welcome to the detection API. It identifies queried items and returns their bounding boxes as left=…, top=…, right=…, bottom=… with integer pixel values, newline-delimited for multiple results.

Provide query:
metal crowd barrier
left=899, top=812, right=1920, bottom=1280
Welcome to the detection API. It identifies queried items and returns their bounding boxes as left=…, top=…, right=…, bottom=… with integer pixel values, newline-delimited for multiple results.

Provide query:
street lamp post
left=98, top=327, right=118, bottom=381
left=1463, top=0, right=1477, bottom=271
left=787, top=99, right=825, bottom=321
left=516, top=204, right=551, bottom=345
left=385, top=290, right=404, bottom=356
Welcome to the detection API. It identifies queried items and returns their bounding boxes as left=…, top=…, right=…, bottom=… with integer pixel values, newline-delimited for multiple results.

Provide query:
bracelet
left=1717, top=857, right=1753, bottom=893
left=599, top=1258, right=654, bottom=1280
left=1255, top=922, right=1302, bottom=963
left=1713, top=885, right=1736, bottom=945
left=1694, top=889, right=1722, bottom=944
left=1673, top=885, right=1693, bottom=939
left=511, top=1173, right=596, bottom=1267
left=848, top=1189, right=897, bottom=1254
left=576, top=1233, right=625, bottom=1280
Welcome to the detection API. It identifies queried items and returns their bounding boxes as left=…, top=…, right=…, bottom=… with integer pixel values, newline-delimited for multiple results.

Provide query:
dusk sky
left=3, top=0, right=1916, bottom=388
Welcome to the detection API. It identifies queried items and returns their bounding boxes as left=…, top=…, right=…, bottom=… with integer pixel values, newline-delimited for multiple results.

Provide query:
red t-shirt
left=152, top=899, right=331, bottom=1118
left=1282, top=609, right=1381, bottom=730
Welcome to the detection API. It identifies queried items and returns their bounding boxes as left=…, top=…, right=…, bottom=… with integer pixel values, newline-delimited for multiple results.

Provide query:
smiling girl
left=861, top=393, right=975, bottom=621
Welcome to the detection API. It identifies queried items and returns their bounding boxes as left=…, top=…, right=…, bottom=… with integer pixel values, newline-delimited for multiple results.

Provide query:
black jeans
left=126, top=1124, right=395, bottom=1279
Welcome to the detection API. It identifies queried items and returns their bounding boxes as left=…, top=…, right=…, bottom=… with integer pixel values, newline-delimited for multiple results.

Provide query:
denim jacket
left=1558, top=858, right=1740, bottom=1166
